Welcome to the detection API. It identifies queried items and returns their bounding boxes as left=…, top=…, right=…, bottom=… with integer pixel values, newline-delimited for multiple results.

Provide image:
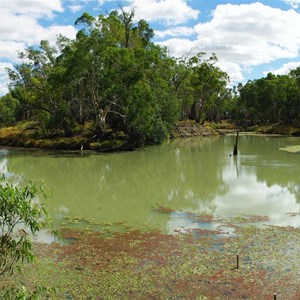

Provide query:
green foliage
left=236, top=73, right=300, bottom=125
left=290, top=66, right=300, bottom=86
left=0, top=175, right=52, bottom=277
left=125, top=79, right=172, bottom=145
left=5, top=9, right=233, bottom=146
left=0, top=93, right=20, bottom=127
left=90, top=139, right=124, bottom=151
left=45, top=106, right=74, bottom=135
left=188, top=53, right=229, bottom=124
left=5, top=8, right=300, bottom=145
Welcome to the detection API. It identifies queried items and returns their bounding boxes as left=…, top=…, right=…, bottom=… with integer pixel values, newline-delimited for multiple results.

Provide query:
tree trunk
left=190, top=99, right=202, bottom=123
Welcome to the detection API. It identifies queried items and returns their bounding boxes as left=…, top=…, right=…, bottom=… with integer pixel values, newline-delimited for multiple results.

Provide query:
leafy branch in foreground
left=0, top=175, right=53, bottom=277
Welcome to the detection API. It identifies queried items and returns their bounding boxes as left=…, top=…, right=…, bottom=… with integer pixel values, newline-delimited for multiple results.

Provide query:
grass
left=0, top=121, right=128, bottom=152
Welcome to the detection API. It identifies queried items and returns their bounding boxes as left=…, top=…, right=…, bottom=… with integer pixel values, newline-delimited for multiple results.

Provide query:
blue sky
left=1, top=0, right=300, bottom=94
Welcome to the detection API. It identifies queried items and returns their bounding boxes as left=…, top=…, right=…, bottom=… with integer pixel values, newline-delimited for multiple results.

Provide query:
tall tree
left=188, top=53, right=229, bottom=124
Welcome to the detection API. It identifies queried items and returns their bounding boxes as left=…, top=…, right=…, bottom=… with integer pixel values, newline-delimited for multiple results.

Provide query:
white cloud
left=0, top=10, right=77, bottom=51
left=0, top=19, right=76, bottom=93
left=0, top=10, right=76, bottom=46
left=67, top=0, right=98, bottom=12
left=0, top=0, right=64, bottom=19
left=125, top=0, right=199, bottom=25
left=158, top=39, right=245, bottom=83
left=159, top=3, right=300, bottom=82
left=264, top=61, right=300, bottom=76
left=0, top=63, right=13, bottom=95
left=157, top=38, right=196, bottom=57
left=42, top=25, right=78, bottom=44
left=193, top=3, right=300, bottom=66
left=283, top=0, right=300, bottom=8
left=213, top=169, right=300, bottom=227
left=0, top=0, right=77, bottom=95
left=0, top=41, right=26, bottom=62
left=68, top=5, right=84, bottom=13
left=216, top=61, right=244, bottom=83
left=155, top=26, right=195, bottom=39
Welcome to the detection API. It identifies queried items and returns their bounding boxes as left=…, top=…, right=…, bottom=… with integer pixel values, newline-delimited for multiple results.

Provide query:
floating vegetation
left=63, top=215, right=128, bottom=235
left=185, top=211, right=219, bottom=223
left=64, top=215, right=110, bottom=225
left=4, top=213, right=300, bottom=299
left=225, top=214, right=270, bottom=224
left=152, top=202, right=174, bottom=213
left=287, top=211, right=300, bottom=217
left=279, top=145, right=300, bottom=154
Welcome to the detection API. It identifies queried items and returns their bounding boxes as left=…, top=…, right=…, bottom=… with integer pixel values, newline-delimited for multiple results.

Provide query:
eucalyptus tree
left=58, top=10, right=157, bottom=134
left=169, top=56, right=194, bottom=120
left=276, top=74, right=300, bottom=123
left=290, top=66, right=300, bottom=86
left=6, top=39, right=74, bottom=131
left=188, top=53, right=229, bottom=124
left=5, top=9, right=181, bottom=144
left=59, top=10, right=179, bottom=143
left=5, top=9, right=242, bottom=145
left=124, top=44, right=181, bottom=144
left=237, top=72, right=300, bottom=125
left=0, top=93, right=19, bottom=126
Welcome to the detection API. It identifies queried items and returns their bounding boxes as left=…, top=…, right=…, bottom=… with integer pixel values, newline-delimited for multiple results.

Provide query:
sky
left=1, top=0, right=300, bottom=95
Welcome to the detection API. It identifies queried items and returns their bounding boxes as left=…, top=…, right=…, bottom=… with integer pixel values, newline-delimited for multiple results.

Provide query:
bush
left=0, top=175, right=53, bottom=297
left=0, top=94, right=20, bottom=127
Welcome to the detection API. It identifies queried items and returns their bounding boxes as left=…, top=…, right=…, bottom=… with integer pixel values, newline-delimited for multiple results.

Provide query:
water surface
left=1, top=135, right=300, bottom=233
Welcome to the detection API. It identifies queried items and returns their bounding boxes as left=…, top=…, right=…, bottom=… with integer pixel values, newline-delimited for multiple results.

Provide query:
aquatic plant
left=4, top=211, right=300, bottom=299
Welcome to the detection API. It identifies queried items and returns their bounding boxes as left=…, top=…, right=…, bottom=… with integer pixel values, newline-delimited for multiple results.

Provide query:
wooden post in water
left=233, top=131, right=239, bottom=156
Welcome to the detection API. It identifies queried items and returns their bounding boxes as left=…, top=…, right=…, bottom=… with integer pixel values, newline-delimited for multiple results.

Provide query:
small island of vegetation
left=0, top=9, right=300, bottom=151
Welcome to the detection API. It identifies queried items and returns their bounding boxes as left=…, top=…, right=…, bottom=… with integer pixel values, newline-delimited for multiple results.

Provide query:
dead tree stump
left=233, top=131, right=239, bottom=156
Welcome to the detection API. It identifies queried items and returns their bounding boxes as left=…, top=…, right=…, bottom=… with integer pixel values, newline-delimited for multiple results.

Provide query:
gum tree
left=188, top=53, right=229, bottom=124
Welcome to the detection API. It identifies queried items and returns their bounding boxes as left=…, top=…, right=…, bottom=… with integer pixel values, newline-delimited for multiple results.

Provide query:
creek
left=1, top=135, right=300, bottom=233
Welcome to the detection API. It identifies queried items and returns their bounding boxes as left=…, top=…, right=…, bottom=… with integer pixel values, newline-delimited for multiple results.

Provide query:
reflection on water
left=1, top=135, right=300, bottom=233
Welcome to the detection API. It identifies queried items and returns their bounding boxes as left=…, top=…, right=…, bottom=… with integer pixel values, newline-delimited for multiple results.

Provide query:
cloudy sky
left=1, top=0, right=300, bottom=95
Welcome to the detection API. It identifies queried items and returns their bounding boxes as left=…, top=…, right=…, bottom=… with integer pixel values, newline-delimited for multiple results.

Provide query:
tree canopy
left=235, top=70, right=300, bottom=125
left=2, top=9, right=300, bottom=147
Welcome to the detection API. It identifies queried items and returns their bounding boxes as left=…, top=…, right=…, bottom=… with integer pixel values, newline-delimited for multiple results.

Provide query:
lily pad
left=279, top=145, right=300, bottom=154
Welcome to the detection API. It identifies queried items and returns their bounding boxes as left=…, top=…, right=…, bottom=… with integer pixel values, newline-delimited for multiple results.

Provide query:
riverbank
left=0, top=120, right=299, bottom=152
left=207, top=120, right=300, bottom=136
left=0, top=121, right=136, bottom=152
left=246, top=122, right=300, bottom=136
left=2, top=212, right=300, bottom=299
left=0, top=120, right=217, bottom=152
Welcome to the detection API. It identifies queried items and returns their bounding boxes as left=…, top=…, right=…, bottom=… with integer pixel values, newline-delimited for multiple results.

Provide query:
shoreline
left=0, top=120, right=300, bottom=152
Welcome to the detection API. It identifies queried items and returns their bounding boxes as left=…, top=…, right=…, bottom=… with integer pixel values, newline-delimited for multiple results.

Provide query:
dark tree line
left=233, top=71, right=300, bottom=125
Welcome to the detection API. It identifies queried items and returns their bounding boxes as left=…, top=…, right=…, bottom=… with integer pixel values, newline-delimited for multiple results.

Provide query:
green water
left=1, top=135, right=300, bottom=233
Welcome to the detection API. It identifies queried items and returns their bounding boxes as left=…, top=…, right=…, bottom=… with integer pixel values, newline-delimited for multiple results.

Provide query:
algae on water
left=279, top=145, right=300, bottom=154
